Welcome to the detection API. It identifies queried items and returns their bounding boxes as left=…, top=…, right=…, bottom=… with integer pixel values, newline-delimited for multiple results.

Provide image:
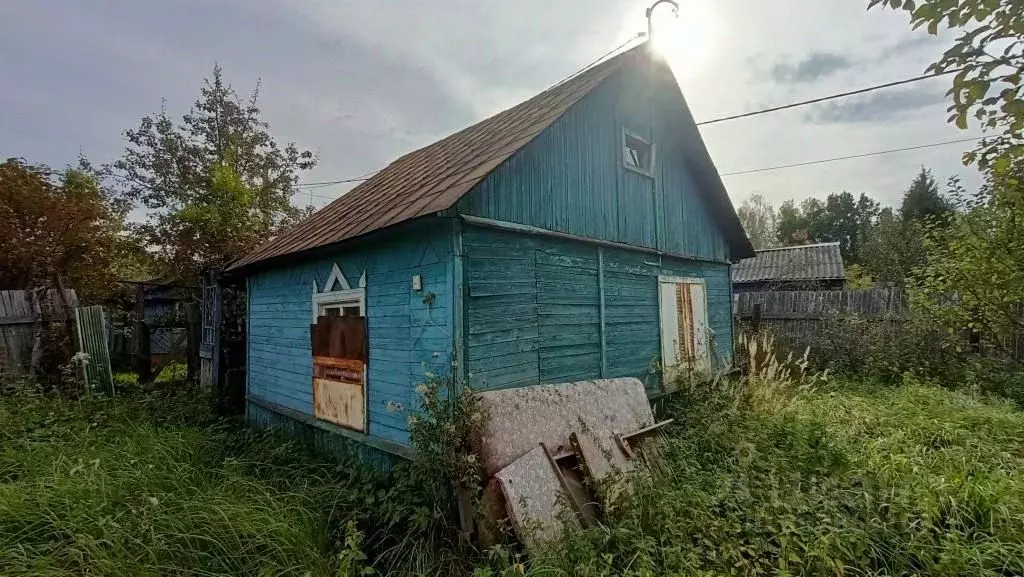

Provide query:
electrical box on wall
left=412, top=274, right=422, bottom=291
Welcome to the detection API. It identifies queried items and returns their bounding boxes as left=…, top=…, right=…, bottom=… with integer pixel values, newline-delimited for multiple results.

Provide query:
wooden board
left=313, top=378, right=366, bottom=432
left=494, top=445, right=576, bottom=550
left=310, top=315, right=368, bottom=432
left=474, top=378, right=655, bottom=477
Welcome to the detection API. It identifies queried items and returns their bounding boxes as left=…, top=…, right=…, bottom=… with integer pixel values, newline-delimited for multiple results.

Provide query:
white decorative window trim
left=312, top=288, right=365, bottom=321
left=311, top=263, right=367, bottom=321
left=324, top=263, right=351, bottom=292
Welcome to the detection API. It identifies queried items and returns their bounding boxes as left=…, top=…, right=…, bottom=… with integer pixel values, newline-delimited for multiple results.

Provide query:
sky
left=0, top=0, right=982, bottom=214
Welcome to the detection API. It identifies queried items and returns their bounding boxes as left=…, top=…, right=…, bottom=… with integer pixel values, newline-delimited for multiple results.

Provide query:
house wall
left=461, top=224, right=733, bottom=393
left=246, top=219, right=454, bottom=450
left=459, top=61, right=730, bottom=263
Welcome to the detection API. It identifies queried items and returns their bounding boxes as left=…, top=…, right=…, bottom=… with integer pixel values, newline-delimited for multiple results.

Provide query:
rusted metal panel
left=229, top=47, right=646, bottom=271
left=310, top=316, right=367, bottom=432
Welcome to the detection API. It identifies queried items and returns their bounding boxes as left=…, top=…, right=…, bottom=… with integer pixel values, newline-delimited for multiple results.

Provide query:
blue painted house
left=228, top=44, right=754, bottom=464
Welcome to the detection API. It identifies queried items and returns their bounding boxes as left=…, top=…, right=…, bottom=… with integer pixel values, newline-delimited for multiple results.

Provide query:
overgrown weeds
left=521, top=366, right=1024, bottom=576
left=5, top=349, right=1024, bottom=576
left=755, top=313, right=1024, bottom=407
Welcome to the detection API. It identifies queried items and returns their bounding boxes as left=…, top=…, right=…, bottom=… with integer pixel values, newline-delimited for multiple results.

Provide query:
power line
left=548, top=32, right=646, bottom=91
left=291, top=49, right=968, bottom=197
left=696, top=68, right=962, bottom=126
left=719, top=136, right=982, bottom=177
left=292, top=35, right=647, bottom=198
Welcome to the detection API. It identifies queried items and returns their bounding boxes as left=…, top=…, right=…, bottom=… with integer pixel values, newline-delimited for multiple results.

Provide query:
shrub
left=759, top=313, right=1024, bottom=407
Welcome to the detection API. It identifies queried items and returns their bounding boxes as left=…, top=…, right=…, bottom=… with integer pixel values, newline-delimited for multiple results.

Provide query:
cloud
left=769, top=52, right=854, bottom=84
left=805, top=85, right=948, bottom=124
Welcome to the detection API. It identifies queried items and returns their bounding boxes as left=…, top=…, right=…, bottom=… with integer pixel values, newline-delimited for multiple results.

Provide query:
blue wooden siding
left=459, top=63, right=730, bottom=263
left=247, top=219, right=454, bottom=448
left=463, top=224, right=732, bottom=393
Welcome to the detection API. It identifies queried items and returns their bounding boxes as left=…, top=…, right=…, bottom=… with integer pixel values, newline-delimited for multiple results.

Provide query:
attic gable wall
left=458, top=60, right=730, bottom=263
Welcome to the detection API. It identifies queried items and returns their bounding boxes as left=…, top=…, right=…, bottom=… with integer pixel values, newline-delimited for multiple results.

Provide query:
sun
left=647, top=0, right=718, bottom=78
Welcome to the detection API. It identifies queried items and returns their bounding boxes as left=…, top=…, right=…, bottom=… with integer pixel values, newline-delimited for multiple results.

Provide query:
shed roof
left=230, top=43, right=752, bottom=271
left=731, top=242, right=846, bottom=284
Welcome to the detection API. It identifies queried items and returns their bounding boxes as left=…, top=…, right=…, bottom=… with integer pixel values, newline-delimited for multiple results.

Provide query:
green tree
left=912, top=161, right=1024, bottom=357
left=869, top=0, right=1024, bottom=170
left=736, top=193, right=778, bottom=249
left=776, top=192, right=880, bottom=263
left=901, top=167, right=952, bottom=221
left=115, top=65, right=316, bottom=279
left=861, top=207, right=927, bottom=287
left=0, top=158, right=130, bottom=302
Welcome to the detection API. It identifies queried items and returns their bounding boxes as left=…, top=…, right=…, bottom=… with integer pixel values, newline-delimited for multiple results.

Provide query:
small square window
left=623, top=130, right=655, bottom=176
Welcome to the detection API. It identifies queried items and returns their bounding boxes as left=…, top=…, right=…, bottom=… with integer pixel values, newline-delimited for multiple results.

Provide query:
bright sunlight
left=647, top=0, right=717, bottom=78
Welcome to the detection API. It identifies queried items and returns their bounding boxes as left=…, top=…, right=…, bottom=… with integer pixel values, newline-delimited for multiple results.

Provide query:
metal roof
left=731, top=242, right=846, bottom=284
left=230, top=43, right=753, bottom=271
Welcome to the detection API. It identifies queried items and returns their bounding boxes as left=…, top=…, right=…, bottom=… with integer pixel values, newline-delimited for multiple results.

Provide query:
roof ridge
left=231, top=44, right=647, bottom=270
left=754, top=241, right=841, bottom=253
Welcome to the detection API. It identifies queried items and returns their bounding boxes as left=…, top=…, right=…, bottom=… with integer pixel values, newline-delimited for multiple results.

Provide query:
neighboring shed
left=731, top=242, right=846, bottom=293
left=228, top=43, right=754, bottom=466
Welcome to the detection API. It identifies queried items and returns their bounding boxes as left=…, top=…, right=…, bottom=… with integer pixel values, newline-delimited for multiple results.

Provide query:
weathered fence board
left=734, top=288, right=1023, bottom=362
left=0, top=289, right=78, bottom=380
left=75, top=305, right=114, bottom=394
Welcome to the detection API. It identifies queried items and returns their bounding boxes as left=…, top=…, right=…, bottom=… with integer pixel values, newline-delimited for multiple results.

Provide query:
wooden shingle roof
left=231, top=43, right=753, bottom=271
left=231, top=47, right=646, bottom=270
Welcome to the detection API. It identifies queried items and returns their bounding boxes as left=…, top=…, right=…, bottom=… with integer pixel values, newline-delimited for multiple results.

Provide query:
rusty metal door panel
left=310, top=316, right=367, bottom=431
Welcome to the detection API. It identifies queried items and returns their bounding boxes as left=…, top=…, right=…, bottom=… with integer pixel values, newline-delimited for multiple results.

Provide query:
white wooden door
left=658, top=277, right=711, bottom=384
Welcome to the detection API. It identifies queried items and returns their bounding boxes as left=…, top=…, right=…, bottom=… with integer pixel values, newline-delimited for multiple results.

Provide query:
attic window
left=622, top=130, right=655, bottom=176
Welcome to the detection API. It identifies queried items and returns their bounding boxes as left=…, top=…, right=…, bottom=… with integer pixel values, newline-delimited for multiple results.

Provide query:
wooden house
left=227, top=44, right=754, bottom=465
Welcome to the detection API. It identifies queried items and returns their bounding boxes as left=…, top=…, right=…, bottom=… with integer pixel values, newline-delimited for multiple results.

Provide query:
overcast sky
left=0, top=0, right=981, bottom=213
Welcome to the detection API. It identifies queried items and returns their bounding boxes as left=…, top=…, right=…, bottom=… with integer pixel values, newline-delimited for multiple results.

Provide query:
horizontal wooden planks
left=247, top=222, right=453, bottom=448
left=462, top=225, right=734, bottom=391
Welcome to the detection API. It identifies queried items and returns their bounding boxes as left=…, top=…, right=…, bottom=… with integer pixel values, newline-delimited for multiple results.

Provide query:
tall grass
left=5, top=361, right=1024, bottom=576
left=0, top=385, right=387, bottom=576
left=522, top=373, right=1024, bottom=576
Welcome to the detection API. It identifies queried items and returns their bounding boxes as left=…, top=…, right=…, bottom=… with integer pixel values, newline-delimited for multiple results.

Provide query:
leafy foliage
left=736, top=193, right=779, bottom=249
left=115, top=65, right=316, bottom=278
left=900, top=166, right=952, bottom=221
left=912, top=158, right=1024, bottom=359
left=859, top=207, right=924, bottom=286
left=0, top=158, right=131, bottom=301
left=776, top=192, right=879, bottom=263
left=869, top=0, right=1024, bottom=170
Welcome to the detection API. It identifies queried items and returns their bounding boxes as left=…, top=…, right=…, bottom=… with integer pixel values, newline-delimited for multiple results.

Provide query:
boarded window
left=658, top=278, right=710, bottom=385
left=310, top=315, right=367, bottom=431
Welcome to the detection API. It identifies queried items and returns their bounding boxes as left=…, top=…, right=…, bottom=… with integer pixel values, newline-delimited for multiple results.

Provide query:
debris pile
left=472, top=378, right=671, bottom=549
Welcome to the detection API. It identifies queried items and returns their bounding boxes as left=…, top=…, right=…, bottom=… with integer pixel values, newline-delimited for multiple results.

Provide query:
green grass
left=3, top=377, right=1024, bottom=576
left=0, top=385, right=392, bottom=576
left=530, top=378, right=1024, bottom=576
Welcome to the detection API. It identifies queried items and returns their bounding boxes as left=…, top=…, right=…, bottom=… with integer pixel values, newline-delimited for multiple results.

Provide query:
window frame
left=312, top=287, right=366, bottom=321
left=622, top=128, right=656, bottom=178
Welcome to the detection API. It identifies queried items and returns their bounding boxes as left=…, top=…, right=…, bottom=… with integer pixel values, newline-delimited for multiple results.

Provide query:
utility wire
left=719, top=136, right=982, bottom=177
left=292, top=49, right=967, bottom=196
left=697, top=68, right=962, bottom=126
left=292, top=35, right=647, bottom=195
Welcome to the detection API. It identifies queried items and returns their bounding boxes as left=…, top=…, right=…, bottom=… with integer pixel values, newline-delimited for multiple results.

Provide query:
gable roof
left=731, top=242, right=846, bottom=284
left=231, top=43, right=752, bottom=271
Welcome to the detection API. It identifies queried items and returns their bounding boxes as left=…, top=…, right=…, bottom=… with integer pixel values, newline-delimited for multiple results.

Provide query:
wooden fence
left=733, top=288, right=1024, bottom=362
left=0, top=289, right=79, bottom=380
